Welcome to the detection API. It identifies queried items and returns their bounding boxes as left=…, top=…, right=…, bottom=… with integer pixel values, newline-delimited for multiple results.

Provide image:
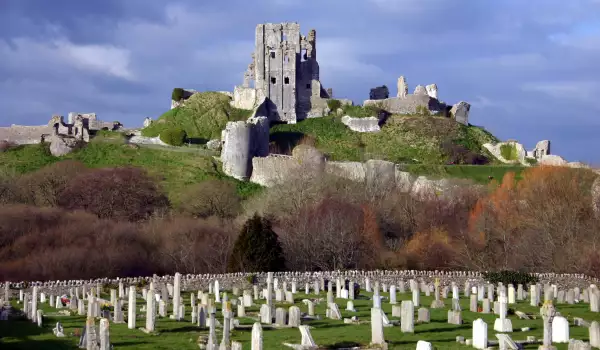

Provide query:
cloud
left=0, top=37, right=133, bottom=80
left=57, top=40, right=133, bottom=80
left=521, top=81, right=600, bottom=104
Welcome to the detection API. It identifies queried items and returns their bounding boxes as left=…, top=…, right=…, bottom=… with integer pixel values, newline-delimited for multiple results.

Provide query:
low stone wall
left=127, top=135, right=170, bottom=146
left=251, top=154, right=479, bottom=199
left=250, top=155, right=299, bottom=187
left=5, top=270, right=597, bottom=295
left=364, top=94, right=447, bottom=115
left=325, top=161, right=366, bottom=182
left=0, top=125, right=52, bottom=145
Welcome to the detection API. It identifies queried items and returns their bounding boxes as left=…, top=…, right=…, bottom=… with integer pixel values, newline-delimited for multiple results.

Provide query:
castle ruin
left=231, top=22, right=330, bottom=123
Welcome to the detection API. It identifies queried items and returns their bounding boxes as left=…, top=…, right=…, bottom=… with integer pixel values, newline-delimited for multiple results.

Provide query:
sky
left=1, top=0, right=599, bottom=164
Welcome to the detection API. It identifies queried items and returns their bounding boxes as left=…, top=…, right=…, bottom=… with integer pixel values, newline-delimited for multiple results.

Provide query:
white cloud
left=468, top=53, right=548, bottom=69
left=520, top=81, right=600, bottom=104
left=0, top=37, right=133, bottom=80
left=56, top=40, right=133, bottom=80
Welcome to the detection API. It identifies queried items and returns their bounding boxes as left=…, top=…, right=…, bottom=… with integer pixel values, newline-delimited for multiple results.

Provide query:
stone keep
left=233, top=23, right=325, bottom=123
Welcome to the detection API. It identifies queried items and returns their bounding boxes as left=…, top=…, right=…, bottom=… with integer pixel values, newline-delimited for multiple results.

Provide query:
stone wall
left=341, top=116, right=380, bottom=132
left=250, top=148, right=477, bottom=199
left=231, top=86, right=257, bottom=110
left=7, top=270, right=597, bottom=294
left=250, top=155, right=299, bottom=187
left=363, top=94, right=447, bottom=115
left=0, top=125, right=52, bottom=144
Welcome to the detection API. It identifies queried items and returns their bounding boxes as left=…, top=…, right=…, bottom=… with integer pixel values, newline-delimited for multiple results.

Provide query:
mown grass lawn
left=2, top=289, right=595, bottom=349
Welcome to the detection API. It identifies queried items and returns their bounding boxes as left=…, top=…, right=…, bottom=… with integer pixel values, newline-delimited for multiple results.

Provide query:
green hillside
left=0, top=133, right=262, bottom=204
left=142, top=92, right=253, bottom=142
left=270, top=114, right=499, bottom=165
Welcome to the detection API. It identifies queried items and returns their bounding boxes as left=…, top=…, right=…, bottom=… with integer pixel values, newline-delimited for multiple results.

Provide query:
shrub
left=177, top=180, right=242, bottom=218
left=0, top=204, right=153, bottom=281
left=16, top=160, right=88, bottom=207
left=500, top=143, right=518, bottom=160
left=525, top=157, right=538, bottom=165
left=160, top=128, right=187, bottom=146
left=0, top=141, right=16, bottom=153
left=327, top=99, right=342, bottom=112
left=246, top=274, right=257, bottom=285
left=227, top=214, right=285, bottom=272
left=482, top=270, right=539, bottom=286
left=415, top=105, right=431, bottom=116
left=57, top=167, right=169, bottom=222
left=441, top=141, right=489, bottom=165
left=172, top=88, right=184, bottom=101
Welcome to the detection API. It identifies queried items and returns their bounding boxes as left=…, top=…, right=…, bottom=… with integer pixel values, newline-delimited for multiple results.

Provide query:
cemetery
left=2, top=270, right=600, bottom=349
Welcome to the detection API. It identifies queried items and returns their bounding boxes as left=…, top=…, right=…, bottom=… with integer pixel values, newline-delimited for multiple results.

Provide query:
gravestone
left=473, top=318, right=488, bottom=349
left=412, top=288, right=420, bottom=307
left=300, top=325, right=317, bottom=347
left=589, top=321, right=600, bottom=348
left=494, top=293, right=513, bottom=332
left=371, top=308, right=385, bottom=346
left=275, top=307, right=287, bottom=326
left=251, top=322, right=262, bottom=350
left=551, top=316, right=569, bottom=343
left=99, top=318, right=110, bottom=350
left=416, top=340, right=434, bottom=350
left=470, top=294, right=478, bottom=312
left=288, top=306, right=301, bottom=327
left=127, top=286, right=136, bottom=329
left=400, top=300, right=414, bottom=333
left=418, top=308, right=430, bottom=323
left=495, top=333, right=519, bottom=350
left=540, top=300, right=557, bottom=350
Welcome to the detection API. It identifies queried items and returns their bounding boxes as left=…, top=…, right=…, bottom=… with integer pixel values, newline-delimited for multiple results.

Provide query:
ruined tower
left=234, top=22, right=325, bottom=124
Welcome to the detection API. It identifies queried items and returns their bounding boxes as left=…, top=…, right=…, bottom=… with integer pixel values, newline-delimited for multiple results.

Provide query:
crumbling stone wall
left=250, top=146, right=474, bottom=199
left=231, top=22, right=329, bottom=124
left=250, top=155, right=299, bottom=187
left=341, top=116, right=380, bottom=132
left=0, top=125, right=52, bottom=145
left=364, top=94, right=447, bottom=115
left=369, top=85, right=389, bottom=100
left=221, top=97, right=270, bottom=180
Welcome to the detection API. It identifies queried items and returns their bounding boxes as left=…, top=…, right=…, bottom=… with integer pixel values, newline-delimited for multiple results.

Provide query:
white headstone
left=551, top=315, right=569, bottom=343
left=472, top=318, right=488, bottom=349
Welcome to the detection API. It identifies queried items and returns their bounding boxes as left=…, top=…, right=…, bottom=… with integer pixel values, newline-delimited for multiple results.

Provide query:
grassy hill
left=271, top=114, right=499, bottom=164
left=141, top=92, right=254, bottom=142
left=0, top=132, right=262, bottom=204
left=0, top=95, right=529, bottom=197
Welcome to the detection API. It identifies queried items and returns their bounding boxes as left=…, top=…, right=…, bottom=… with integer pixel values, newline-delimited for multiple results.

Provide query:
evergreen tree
left=227, top=214, right=285, bottom=272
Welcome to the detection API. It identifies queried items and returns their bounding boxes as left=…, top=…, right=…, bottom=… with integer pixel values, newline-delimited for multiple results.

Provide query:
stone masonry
left=232, top=22, right=331, bottom=123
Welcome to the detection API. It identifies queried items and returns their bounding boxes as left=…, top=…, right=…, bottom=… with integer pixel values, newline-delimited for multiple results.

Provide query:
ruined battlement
left=231, top=22, right=331, bottom=124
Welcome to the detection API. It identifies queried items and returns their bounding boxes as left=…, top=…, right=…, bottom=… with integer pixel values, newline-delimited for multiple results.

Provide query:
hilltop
left=141, top=92, right=254, bottom=142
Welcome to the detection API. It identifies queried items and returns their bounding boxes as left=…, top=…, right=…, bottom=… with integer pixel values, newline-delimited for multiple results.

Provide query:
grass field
left=1, top=288, right=594, bottom=349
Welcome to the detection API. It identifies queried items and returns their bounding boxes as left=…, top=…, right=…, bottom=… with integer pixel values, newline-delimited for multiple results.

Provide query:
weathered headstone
left=418, top=307, right=430, bottom=323
left=401, top=300, right=414, bottom=333
left=127, top=286, right=136, bottom=329
left=473, top=318, right=488, bottom=349
left=251, top=322, right=262, bottom=350
left=371, top=307, right=385, bottom=346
